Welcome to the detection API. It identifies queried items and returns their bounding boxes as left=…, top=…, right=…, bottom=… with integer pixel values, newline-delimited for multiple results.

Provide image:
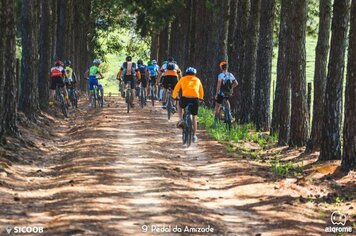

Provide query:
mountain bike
left=222, top=96, right=232, bottom=132
left=139, top=84, right=146, bottom=109
left=67, top=86, right=78, bottom=110
left=125, top=83, right=133, bottom=113
left=166, top=88, right=175, bottom=120
left=91, top=78, right=104, bottom=108
left=149, top=82, right=156, bottom=107
left=55, top=84, right=69, bottom=118
left=182, top=103, right=194, bottom=147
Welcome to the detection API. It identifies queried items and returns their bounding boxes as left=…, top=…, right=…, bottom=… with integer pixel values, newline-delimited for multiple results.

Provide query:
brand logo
left=331, top=211, right=347, bottom=226
left=5, top=225, right=13, bottom=234
left=325, top=211, right=353, bottom=234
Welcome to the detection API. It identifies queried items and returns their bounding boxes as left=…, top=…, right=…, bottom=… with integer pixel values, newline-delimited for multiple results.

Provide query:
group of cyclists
left=49, top=55, right=239, bottom=143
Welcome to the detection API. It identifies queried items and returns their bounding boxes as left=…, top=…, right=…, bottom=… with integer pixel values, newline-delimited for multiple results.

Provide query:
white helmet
left=93, top=59, right=101, bottom=65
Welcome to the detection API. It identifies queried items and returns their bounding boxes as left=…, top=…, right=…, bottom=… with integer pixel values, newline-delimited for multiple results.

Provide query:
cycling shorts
left=139, top=77, right=148, bottom=88
left=149, top=76, right=157, bottom=86
left=50, top=76, right=65, bottom=90
left=216, top=93, right=230, bottom=105
left=162, top=75, right=178, bottom=90
left=180, top=97, right=199, bottom=116
left=89, top=76, right=102, bottom=91
left=123, top=75, right=135, bottom=89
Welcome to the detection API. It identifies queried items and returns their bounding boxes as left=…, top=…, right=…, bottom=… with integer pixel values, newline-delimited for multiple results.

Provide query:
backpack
left=166, top=62, right=175, bottom=71
left=123, top=62, right=134, bottom=76
left=138, top=64, right=146, bottom=79
left=147, top=65, right=157, bottom=77
left=221, top=74, right=233, bottom=95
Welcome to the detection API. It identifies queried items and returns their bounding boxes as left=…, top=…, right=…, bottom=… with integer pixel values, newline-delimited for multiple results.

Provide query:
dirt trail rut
left=0, top=97, right=327, bottom=236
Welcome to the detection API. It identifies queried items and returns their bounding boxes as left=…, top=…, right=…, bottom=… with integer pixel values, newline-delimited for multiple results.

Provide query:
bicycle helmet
left=126, top=56, right=132, bottom=61
left=137, top=59, right=143, bottom=65
left=219, top=61, right=228, bottom=70
left=185, top=67, right=197, bottom=75
left=64, top=59, right=72, bottom=66
left=152, top=59, right=157, bottom=64
left=168, top=57, right=174, bottom=62
left=93, top=59, right=101, bottom=65
left=55, top=60, right=63, bottom=66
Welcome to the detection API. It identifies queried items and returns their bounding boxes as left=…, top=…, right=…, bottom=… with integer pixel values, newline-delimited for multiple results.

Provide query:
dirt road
left=0, top=97, right=335, bottom=235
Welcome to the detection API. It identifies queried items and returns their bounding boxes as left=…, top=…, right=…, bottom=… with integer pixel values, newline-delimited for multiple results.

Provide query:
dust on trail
left=0, top=97, right=327, bottom=236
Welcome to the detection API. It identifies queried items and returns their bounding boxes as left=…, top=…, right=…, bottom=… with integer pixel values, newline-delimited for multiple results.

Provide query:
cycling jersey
left=172, top=75, right=204, bottom=100
left=50, top=66, right=65, bottom=78
left=65, top=66, right=73, bottom=82
left=89, top=65, right=101, bottom=78
left=160, top=63, right=181, bottom=77
left=218, top=71, right=237, bottom=96
left=147, top=64, right=160, bottom=77
left=118, top=62, right=141, bottom=80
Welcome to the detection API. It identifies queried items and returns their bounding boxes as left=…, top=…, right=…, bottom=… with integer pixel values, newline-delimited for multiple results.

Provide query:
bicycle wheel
left=60, top=94, right=69, bottom=118
left=98, top=88, right=104, bottom=107
left=151, top=86, right=155, bottom=107
left=167, top=95, right=172, bottom=120
left=126, top=86, right=131, bottom=113
left=140, top=87, right=144, bottom=109
left=224, top=105, right=232, bottom=132
left=186, top=115, right=192, bottom=147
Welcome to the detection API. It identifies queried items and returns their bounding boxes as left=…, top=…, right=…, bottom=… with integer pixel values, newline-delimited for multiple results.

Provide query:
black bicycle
left=139, top=84, right=146, bottom=109
left=68, top=86, right=78, bottom=110
left=166, top=88, right=175, bottom=120
left=91, top=83, right=104, bottom=108
left=149, top=82, right=156, bottom=107
left=125, top=83, right=133, bottom=113
left=222, top=97, right=232, bottom=131
left=182, top=103, right=194, bottom=147
left=55, top=84, right=69, bottom=118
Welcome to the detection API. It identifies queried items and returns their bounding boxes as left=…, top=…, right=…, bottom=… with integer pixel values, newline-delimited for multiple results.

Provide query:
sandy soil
left=0, top=97, right=355, bottom=236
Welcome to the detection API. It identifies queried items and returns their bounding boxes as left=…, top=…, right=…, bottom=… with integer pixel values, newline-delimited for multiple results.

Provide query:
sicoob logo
left=331, top=211, right=347, bottom=226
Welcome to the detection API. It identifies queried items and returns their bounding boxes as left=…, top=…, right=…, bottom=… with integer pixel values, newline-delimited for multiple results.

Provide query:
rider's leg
left=213, top=102, right=221, bottom=127
left=192, top=115, right=197, bottom=135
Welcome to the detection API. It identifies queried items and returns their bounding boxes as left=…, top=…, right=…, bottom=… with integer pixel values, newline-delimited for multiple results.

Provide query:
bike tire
left=140, top=87, right=144, bottom=109
left=126, top=87, right=131, bottom=113
left=225, top=106, right=232, bottom=132
left=99, top=88, right=104, bottom=108
left=61, top=94, right=69, bottom=118
left=167, top=97, right=171, bottom=120
left=151, top=86, right=155, bottom=107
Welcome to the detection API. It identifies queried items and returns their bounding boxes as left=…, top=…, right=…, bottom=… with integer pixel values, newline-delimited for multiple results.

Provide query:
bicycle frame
left=182, top=103, right=194, bottom=147
left=55, top=84, right=69, bottom=117
left=125, top=83, right=132, bottom=113
left=166, top=89, right=173, bottom=120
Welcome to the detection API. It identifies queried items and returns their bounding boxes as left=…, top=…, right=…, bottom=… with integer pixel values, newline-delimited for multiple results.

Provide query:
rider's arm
left=172, top=79, right=182, bottom=99
left=199, top=81, right=204, bottom=100
left=136, top=70, right=141, bottom=80
left=117, top=69, right=123, bottom=80
left=232, top=79, right=238, bottom=88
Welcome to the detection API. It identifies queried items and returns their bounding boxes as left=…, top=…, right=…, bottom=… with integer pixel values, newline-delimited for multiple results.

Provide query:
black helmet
left=137, top=59, right=143, bottom=65
left=126, top=56, right=132, bottom=62
left=64, top=59, right=72, bottom=66
left=168, top=57, right=174, bottom=62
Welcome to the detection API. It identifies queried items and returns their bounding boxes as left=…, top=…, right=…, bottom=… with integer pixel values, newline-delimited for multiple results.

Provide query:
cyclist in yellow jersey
left=172, top=67, right=204, bottom=143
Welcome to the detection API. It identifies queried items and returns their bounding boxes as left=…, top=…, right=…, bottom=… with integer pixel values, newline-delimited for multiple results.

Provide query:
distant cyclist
left=160, top=57, right=181, bottom=109
left=173, top=67, right=204, bottom=143
left=64, top=60, right=78, bottom=106
left=49, top=59, right=68, bottom=107
left=147, top=60, right=160, bottom=99
left=212, top=61, right=238, bottom=128
left=117, top=56, right=141, bottom=107
left=87, top=59, right=104, bottom=107
left=137, top=59, right=148, bottom=104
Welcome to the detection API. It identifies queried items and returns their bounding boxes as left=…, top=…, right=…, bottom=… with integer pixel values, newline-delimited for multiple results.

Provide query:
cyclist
left=64, top=60, right=78, bottom=106
left=147, top=60, right=160, bottom=100
left=160, top=57, right=181, bottom=109
left=49, top=59, right=68, bottom=107
left=158, top=60, right=167, bottom=101
left=172, top=67, right=204, bottom=143
left=88, top=59, right=104, bottom=107
left=117, top=56, right=141, bottom=107
left=137, top=59, right=148, bottom=104
left=212, top=61, right=238, bottom=128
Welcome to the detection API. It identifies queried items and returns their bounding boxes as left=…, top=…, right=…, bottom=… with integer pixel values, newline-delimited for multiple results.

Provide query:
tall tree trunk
left=342, top=0, right=356, bottom=171
left=254, top=0, right=275, bottom=131
left=150, top=33, right=159, bottom=61
left=0, top=0, right=18, bottom=137
left=288, top=0, right=309, bottom=147
left=230, top=0, right=250, bottom=118
left=228, top=0, right=238, bottom=62
left=20, top=0, right=41, bottom=120
left=38, top=0, right=51, bottom=111
left=319, top=0, right=350, bottom=160
left=306, top=0, right=332, bottom=151
left=271, top=0, right=288, bottom=135
left=240, top=0, right=261, bottom=124
left=158, top=26, right=169, bottom=65
left=56, top=0, right=65, bottom=59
